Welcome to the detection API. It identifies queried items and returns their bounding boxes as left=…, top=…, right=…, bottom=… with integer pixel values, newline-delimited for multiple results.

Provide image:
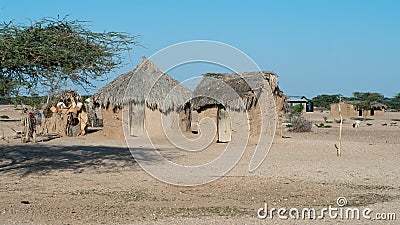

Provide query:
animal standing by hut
left=42, top=90, right=88, bottom=137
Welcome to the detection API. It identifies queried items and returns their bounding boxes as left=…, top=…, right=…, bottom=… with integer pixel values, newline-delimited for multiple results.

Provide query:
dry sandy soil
left=0, top=105, right=399, bottom=224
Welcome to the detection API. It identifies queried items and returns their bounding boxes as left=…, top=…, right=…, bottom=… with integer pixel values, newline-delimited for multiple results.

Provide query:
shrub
left=0, top=115, right=9, bottom=119
left=290, top=116, right=312, bottom=132
left=286, top=104, right=304, bottom=123
left=323, top=116, right=333, bottom=123
left=334, top=119, right=345, bottom=123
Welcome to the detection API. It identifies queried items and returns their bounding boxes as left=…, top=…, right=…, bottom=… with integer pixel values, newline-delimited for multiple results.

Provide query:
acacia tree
left=0, top=16, right=140, bottom=100
left=353, top=92, right=384, bottom=119
left=312, top=94, right=342, bottom=110
left=388, top=93, right=400, bottom=110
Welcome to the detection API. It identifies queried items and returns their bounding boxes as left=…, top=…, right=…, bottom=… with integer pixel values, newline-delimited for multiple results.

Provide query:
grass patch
left=346, top=194, right=398, bottom=207
left=102, top=189, right=156, bottom=202
left=173, top=206, right=251, bottom=217
left=70, top=189, right=155, bottom=202
left=315, top=123, right=332, bottom=128
left=323, top=116, right=333, bottom=123
left=334, top=118, right=345, bottom=123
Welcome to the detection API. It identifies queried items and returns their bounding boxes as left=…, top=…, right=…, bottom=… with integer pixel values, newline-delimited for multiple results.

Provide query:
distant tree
left=0, top=16, right=140, bottom=100
left=352, top=92, right=385, bottom=119
left=0, top=74, right=18, bottom=98
left=388, top=93, right=400, bottom=110
left=312, top=94, right=341, bottom=109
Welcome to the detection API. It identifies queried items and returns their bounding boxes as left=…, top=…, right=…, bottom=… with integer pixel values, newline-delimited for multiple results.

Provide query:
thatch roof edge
left=93, top=57, right=192, bottom=113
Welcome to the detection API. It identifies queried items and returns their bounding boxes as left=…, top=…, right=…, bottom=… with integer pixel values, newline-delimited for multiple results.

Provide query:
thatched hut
left=191, top=72, right=286, bottom=143
left=92, top=57, right=192, bottom=139
left=370, top=103, right=386, bottom=116
left=330, top=102, right=359, bottom=117
left=330, top=101, right=386, bottom=117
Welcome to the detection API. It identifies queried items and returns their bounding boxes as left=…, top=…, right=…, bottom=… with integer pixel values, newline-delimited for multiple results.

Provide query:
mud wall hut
left=92, top=57, right=192, bottom=140
left=370, top=103, right=386, bottom=116
left=330, top=102, right=359, bottom=117
left=191, top=72, right=286, bottom=143
left=330, top=102, right=386, bottom=117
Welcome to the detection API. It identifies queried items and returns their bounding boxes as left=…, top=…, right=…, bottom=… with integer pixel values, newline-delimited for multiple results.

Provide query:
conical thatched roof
left=191, top=72, right=281, bottom=111
left=93, top=57, right=192, bottom=113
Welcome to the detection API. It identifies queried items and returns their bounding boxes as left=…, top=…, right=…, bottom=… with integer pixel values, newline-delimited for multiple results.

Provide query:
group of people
left=54, top=96, right=88, bottom=136
left=19, top=92, right=90, bottom=143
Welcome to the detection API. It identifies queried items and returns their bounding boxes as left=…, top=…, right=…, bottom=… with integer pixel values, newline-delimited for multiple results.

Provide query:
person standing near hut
left=21, top=112, right=37, bottom=143
left=76, top=99, right=88, bottom=135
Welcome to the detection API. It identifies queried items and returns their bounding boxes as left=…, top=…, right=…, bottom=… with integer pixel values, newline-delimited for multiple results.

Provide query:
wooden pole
left=337, top=97, right=343, bottom=157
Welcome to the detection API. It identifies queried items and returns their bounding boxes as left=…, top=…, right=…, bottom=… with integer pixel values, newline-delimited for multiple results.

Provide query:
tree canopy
left=388, top=93, right=400, bottom=110
left=0, top=16, right=140, bottom=98
left=352, top=92, right=385, bottom=111
left=312, top=94, right=341, bottom=109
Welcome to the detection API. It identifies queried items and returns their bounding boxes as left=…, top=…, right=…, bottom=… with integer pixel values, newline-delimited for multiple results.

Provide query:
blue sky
left=1, top=0, right=399, bottom=98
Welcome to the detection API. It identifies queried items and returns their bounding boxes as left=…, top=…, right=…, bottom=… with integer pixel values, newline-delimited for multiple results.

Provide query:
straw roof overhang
left=371, top=103, right=387, bottom=110
left=93, top=57, right=192, bottom=113
left=192, top=72, right=280, bottom=111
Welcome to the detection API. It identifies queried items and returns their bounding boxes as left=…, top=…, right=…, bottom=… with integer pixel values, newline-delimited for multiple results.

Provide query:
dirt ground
left=0, top=105, right=399, bottom=224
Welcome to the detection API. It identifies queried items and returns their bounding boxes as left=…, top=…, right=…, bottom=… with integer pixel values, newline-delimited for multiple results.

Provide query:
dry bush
left=290, top=116, right=312, bottom=132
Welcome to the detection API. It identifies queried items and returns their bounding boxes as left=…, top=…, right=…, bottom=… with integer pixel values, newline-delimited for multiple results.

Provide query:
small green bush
left=323, top=116, right=333, bottom=123
left=315, top=123, right=332, bottom=128
left=0, top=115, right=10, bottom=119
left=334, top=119, right=345, bottom=123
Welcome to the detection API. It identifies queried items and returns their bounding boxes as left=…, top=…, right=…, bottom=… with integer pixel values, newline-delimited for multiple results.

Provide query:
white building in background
left=287, top=96, right=313, bottom=112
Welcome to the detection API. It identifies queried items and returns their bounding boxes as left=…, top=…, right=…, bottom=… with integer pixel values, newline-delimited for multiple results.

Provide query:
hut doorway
left=182, top=102, right=192, bottom=132
left=217, top=106, right=231, bottom=143
left=129, top=103, right=145, bottom=136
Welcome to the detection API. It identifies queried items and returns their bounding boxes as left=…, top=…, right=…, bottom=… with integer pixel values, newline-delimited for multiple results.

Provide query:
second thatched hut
left=191, top=72, right=286, bottom=143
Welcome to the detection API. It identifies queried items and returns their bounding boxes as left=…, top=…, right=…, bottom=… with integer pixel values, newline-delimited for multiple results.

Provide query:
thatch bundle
left=42, top=90, right=88, bottom=137
left=93, top=57, right=192, bottom=113
left=192, top=72, right=283, bottom=112
left=44, top=90, right=81, bottom=117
